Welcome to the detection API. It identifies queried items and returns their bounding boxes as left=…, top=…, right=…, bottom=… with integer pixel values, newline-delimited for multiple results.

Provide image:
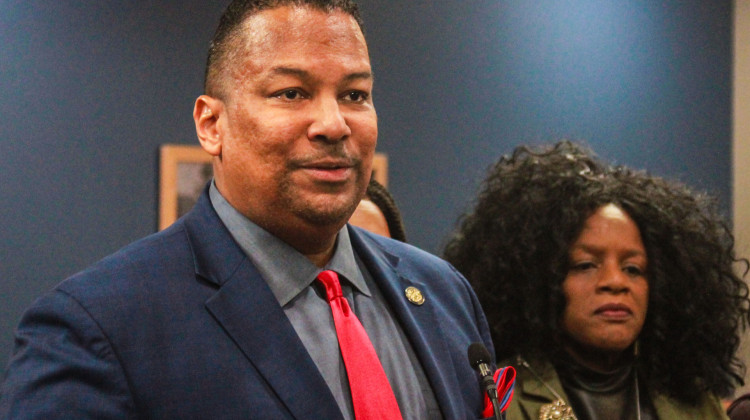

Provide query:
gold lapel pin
left=404, top=286, right=425, bottom=306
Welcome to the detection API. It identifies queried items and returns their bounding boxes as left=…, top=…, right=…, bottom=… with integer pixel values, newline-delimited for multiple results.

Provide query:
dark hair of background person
left=204, top=0, right=364, bottom=98
left=364, top=178, right=407, bottom=243
left=443, top=141, right=750, bottom=404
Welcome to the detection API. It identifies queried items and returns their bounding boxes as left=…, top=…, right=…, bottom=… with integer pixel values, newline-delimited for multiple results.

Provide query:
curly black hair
left=443, top=141, right=750, bottom=403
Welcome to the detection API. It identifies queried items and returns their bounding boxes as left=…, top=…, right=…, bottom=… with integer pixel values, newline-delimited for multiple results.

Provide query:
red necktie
left=316, top=270, right=403, bottom=420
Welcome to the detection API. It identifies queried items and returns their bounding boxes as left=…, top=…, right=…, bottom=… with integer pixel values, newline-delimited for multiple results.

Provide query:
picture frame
left=158, top=144, right=388, bottom=230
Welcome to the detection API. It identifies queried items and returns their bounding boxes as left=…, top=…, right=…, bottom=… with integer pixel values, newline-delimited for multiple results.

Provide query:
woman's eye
left=570, top=262, right=595, bottom=271
left=624, top=266, right=644, bottom=276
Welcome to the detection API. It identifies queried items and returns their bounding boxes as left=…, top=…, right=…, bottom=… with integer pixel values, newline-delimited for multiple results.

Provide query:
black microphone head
left=467, top=342, right=492, bottom=370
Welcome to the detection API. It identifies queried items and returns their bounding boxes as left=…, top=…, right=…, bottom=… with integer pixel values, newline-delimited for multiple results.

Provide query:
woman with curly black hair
left=444, top=141, right=750, bottom=420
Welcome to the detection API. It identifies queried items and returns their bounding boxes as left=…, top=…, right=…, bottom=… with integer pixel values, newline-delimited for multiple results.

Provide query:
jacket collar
left=516, top=356, right=567, bottom=403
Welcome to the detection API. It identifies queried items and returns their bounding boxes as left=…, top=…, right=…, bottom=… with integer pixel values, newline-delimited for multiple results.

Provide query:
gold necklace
left=518, top=356, right=642, bottom=420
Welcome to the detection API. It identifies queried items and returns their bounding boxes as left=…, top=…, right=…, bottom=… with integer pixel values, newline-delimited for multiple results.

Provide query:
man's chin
left=292, top=198, right=360, bottom=228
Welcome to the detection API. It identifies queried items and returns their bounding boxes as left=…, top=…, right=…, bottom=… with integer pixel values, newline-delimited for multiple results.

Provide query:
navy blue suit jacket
left=1, top=191, right=494, bottom=419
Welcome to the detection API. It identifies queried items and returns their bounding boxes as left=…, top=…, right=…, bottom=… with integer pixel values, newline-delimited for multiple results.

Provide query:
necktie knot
left=317, top=270, right=343, bottom=302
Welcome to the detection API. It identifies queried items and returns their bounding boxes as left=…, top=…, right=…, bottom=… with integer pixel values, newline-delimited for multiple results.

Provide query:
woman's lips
left=594, top=303, right=633, bottom=320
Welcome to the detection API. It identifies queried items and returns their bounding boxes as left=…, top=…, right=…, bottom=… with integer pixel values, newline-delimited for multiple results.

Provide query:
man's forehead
left=237, top=5, right=365, bottom=47
left=214, top=5, right=370, bottom=97
left=263, top=67, right=373, bottom=82
left=230, top=7, right=370, bottom=72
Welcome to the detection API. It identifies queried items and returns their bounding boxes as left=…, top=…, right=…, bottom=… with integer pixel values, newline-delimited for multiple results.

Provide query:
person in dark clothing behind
left=349, top=178, right=407, bottom=242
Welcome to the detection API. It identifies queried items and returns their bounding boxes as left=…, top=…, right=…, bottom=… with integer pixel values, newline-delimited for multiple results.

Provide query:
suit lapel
left=348, top=226, right=464, bottom=420
left=204, top=262, right=343, bottom=420
left=183, top=193, right=343, bottom=420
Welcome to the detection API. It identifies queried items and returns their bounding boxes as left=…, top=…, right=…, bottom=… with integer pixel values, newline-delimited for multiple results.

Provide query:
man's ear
left=194, top=95, right=224, bottom=157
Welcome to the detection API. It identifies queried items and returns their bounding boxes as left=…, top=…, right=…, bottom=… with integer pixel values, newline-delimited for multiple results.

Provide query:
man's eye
left=343, top=91, right=368, bottom=102
left=274, top=89, right=304, bottom=100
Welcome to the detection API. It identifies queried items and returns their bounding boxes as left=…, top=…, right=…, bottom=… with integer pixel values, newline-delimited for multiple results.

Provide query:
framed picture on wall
left=158, top=144, right=388, bottom=230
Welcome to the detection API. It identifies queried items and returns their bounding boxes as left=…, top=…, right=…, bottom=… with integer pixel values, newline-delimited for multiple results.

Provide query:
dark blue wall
left=0, top=1, right=732, bottom=363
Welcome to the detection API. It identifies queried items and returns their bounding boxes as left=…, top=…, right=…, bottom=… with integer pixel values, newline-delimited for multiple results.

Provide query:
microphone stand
left=479, top=363, right=503, bottom=420
left=468, top=343, right=504, bottom=420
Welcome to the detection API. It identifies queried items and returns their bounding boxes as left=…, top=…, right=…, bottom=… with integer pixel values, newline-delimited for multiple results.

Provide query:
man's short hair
left=204, top=0, right=365, bottom=98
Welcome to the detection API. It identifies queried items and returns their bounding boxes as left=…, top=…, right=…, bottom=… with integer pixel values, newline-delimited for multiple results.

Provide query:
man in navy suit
left=0, top=1, right=494, bottom=418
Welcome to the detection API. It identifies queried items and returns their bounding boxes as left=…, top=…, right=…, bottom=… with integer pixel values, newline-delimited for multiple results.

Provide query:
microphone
left=467, top=342, right=502, bottom=420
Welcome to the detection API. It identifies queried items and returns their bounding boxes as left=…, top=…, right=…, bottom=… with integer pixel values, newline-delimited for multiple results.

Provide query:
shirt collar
left=209, top=181, right=370, bottom=306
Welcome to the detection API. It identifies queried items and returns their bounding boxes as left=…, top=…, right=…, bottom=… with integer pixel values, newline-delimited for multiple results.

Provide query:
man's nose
left=308, top=96, right=351, bottom=142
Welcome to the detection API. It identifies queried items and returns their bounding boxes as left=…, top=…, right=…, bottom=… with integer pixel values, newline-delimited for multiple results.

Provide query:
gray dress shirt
left=209, top=183, right=441, bottom=419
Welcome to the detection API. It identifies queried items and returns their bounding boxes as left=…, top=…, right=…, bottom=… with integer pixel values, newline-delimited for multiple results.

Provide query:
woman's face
left=561, top=204, right=649, bottom=360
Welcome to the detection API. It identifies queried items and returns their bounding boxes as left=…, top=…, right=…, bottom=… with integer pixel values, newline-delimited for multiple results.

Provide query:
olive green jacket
left=501, top=357, right=728, bottom=420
